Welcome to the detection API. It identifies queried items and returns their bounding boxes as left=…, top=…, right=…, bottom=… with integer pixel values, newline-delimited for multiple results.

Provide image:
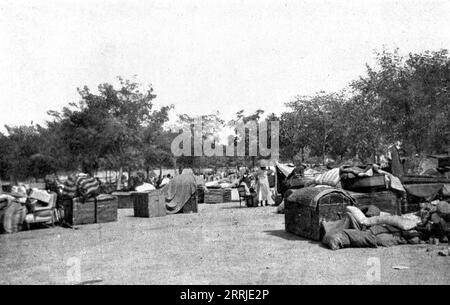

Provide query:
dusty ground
left=1, top=201, right=449, bottom=285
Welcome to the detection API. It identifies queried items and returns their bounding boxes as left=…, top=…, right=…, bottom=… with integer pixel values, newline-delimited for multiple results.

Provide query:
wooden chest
left=285, top=187, right=354, bottom=241
left=346, top=190, right=401, bottom=215
left=132, top=190, right=166, bottom=218
left=61, top=195, right=118, bottom=225
left=95, top=195, right=118, bottom=223
left=111, top=192, right=134, bottom=209
left=204, top=188, right=232, bottom=204
left=62, top=197, right=96, bottom=225
left=341, top=174, right=386, bottom=192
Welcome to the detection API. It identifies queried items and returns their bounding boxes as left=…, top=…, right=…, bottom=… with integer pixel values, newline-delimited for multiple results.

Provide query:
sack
left=322, top=231, right=351, bottom=250
left=361, top=205, right=381, bottom=217
left=365, top=214, right=419, bottom=231
left=346, top=206, right=369, bottom=225
left=276, top=201, right=284, bottom=214
left=343, top=229, right=378, bottom=248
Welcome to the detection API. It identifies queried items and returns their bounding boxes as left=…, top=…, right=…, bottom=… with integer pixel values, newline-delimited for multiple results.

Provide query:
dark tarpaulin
left=404, top=183, right=444, bottom=201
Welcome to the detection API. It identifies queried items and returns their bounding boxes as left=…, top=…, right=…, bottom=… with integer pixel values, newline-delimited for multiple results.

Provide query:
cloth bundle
left=416, top=201, right=450, bottom=242
left=62, top=173, right=100, bottom=199
left=322, top=205, right=423, bottom=250
left=0, top=195, right=27, bottom=233
left=313, top=168, right=340, bottom=187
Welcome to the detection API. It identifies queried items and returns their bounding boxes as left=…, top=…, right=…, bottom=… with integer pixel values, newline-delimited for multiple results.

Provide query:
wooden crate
left=62, top=197, right=96, bottom=225
left=204, top=188, right=232, bottom=204
left=132, top=191, right=166, bottom=218
left=95, top=195, right=118, bottom=223
left=61, top=195, right=118, bottom=225
left=285, top=187, right=353, bottom=241
left=111, top=192, right=134, bottom=209
left=341, top=174, right=387, bottom=192
left=346, top=190, right=401, bottom=215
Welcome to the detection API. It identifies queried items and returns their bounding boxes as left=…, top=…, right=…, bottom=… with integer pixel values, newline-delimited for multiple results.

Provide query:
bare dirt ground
left=1, top=202, right=449, bottom=285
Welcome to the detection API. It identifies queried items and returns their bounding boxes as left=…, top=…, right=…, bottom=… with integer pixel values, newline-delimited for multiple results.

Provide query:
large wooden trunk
left=132, top=190, right=166, bottom=218
left=62, top=197, right=96, bottom=225
left=285, top=187, right=354, bottom=241
left=95, top=195, right=118, bottom=223
left=346, top=190, right=402, bottom=215
left=61, top=195, right=118, bottom=225
left=111, top=192, right=134, bottom=209
left=341, top=174, right=386, bottom=192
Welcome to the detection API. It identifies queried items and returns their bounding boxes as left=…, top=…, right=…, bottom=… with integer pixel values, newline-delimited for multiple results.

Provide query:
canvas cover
left=162, top=171, right=197, bottom=214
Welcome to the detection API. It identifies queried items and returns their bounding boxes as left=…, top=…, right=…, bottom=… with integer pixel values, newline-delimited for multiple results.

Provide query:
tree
left=351, top=49, right=450, bottom=154
left=48, top=77, right=171, bottom=188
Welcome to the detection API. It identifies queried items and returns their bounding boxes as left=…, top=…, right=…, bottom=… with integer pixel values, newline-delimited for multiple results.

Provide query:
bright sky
left=1, top=0, right=449, bottom=133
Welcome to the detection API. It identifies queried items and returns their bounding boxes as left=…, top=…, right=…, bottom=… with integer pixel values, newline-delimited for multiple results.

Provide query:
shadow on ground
left=264, top=229, right=328, bottom=248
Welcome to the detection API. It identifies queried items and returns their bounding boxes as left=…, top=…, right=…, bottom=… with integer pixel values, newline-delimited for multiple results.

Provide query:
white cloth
left=135, top=183, right=156, bottom=192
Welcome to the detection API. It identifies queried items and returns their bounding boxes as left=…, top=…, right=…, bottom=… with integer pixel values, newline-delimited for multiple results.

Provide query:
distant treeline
left=1, top=49, right=449, bottom=182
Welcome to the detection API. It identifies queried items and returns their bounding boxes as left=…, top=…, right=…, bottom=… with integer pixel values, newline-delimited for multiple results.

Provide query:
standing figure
left=256, top=166, right=273, bottom=206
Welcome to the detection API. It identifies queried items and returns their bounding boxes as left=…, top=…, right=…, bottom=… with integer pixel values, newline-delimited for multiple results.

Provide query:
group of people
left=122, top=172, right=173, bottom=191
left=238, top=166, right=274, bottom=207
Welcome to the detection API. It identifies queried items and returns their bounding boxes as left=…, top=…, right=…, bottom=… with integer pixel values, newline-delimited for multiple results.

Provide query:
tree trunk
left=116, top=167, right=123, bottom=190
left=173, top=157, right=177, bottom=176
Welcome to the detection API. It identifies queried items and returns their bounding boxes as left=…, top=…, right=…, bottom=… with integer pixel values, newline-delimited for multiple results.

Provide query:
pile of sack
left=416, top=200, right=450, bottom=244
left=322, top=204, right=433, bottom=250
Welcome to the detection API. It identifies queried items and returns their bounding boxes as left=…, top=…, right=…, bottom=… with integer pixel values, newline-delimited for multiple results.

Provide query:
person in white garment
left=256, top=166, right=273, bottom=206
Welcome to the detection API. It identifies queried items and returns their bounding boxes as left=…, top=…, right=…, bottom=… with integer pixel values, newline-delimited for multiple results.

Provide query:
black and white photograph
left=0, top=0, right=449, bottom=289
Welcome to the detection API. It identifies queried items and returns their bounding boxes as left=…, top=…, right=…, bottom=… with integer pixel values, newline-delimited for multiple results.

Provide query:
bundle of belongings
left=322, top=202, right=449, bottom=250
left=338, top=164, right=405, bottom=193
left=0, top=193, right=26, bottom=233
left=61, top=173, right=100, bottom=200
left=0, top=186, right=57, bottom=233
left=278, top=163, right=406, bottom=215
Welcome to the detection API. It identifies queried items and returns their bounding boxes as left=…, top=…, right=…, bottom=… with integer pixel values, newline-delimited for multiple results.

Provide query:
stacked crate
left=61, top=195, right=118, bottom=225
left=204, top=188, right=232, bottom=204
